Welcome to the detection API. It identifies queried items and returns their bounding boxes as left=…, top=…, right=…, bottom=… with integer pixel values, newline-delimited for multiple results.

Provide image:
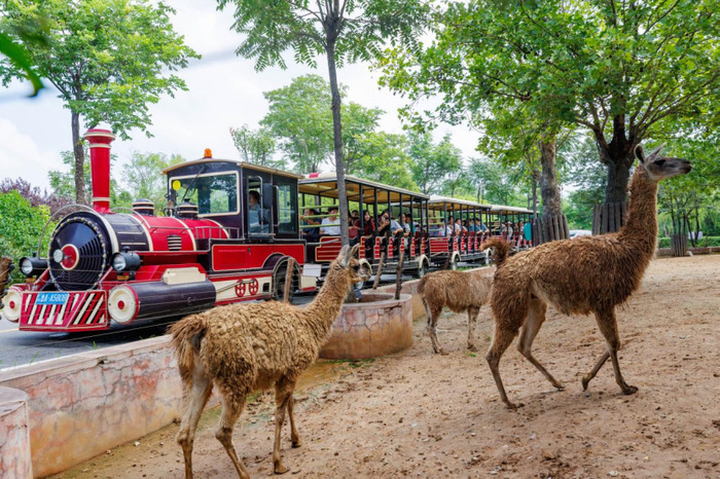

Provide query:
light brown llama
left=418, top=269, right=493, bottom=354
left=480, top=145, right=691, bottom=409
left=169, top=245, right=370, bottom=478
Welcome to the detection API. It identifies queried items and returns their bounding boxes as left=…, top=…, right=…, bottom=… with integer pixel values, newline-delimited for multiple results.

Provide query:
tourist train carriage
left=2, top=128, right=315, bottom=332
left=488, top=205, right=534, bottom=250
left=427, top=196, right=493, bottom=269
left=298, top=174, right=431, bottom=280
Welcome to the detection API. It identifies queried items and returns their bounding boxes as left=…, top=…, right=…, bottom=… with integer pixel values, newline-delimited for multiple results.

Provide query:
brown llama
left=480, top=145, right=691, bottom=409
left=418, top=269, right=493, bottom=354
left=169, top=245, right=370, bottom=478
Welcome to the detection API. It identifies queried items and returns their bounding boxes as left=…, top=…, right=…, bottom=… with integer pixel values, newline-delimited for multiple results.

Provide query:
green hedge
left=658, top=236, right=720, bottom=248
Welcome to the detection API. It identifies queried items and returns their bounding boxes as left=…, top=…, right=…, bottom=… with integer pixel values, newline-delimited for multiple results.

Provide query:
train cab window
left=171, top=172, right=238, bottom=216
left=276, top=178, right=298, bottom=236
left=246, top=177, right=270, bottom=235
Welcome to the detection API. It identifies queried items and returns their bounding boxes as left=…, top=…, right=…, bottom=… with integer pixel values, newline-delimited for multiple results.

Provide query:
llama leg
left=516, top=299, right=564, bottom=390
left=466, top=306, right=480, bottom=352
left=176, top=366, right=213, bottom=479
left=273, top=377, right=296, bottom=474
left=424, top=300, right=446, bottom=355
left=287, top=394, right=301, bottom=448
left=581, top=350, right=610, bottom=391
left=486, top=321, right=522, bottom=409
left=593, top=309, right=638, bottom=395
left=215, top=394, right=250, bottom=479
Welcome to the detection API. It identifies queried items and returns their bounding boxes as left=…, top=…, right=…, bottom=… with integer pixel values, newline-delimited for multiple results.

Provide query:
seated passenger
left=320, top=207, right=341, bottom=236
left=301, top=208, right=320, bottom=242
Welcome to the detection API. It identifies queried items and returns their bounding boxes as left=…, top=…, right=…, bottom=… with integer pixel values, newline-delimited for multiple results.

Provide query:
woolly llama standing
left=170, top=245, right=370, bottom=478
left=481, top=145, right=691, bottom=409
left=418, top=269, right=493, bottom=354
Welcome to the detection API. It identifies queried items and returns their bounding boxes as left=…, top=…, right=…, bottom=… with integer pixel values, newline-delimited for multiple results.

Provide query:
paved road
left=0, top=273, right=415, bottom=371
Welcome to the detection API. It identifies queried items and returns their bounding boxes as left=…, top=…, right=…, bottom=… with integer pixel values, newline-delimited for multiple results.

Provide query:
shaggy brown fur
left=480, top=145, right=692, bottom=409
left=169, top=245, right=370, bottom=478
left=418, top=269, right=493, bottom=354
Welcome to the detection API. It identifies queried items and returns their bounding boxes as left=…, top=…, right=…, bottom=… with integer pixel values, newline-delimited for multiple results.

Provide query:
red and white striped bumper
left=19, top=291, right=109, bottom=332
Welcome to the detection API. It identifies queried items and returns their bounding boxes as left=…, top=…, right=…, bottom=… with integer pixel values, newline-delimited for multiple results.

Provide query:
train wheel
left=272, top=259, right=297, bottom=302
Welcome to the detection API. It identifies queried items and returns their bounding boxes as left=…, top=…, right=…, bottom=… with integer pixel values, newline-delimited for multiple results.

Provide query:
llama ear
left=349, top=244, right=360, bottom=258
left=645, top=143, right=665, bottom=162
left=634, top=145, right=646, bottom=163
left=336, top=244, right=350, bottom=263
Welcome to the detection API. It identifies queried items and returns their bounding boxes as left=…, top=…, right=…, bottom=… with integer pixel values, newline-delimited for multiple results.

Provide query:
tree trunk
left=539, top=135, right=562, bottom=218
left=325, top=40, right=349, bottom=246
left=604, top=158, right=632, bottom=205
left=531, top=172, right=538, bottom=218
left=71, top=110, right=86, bottom=204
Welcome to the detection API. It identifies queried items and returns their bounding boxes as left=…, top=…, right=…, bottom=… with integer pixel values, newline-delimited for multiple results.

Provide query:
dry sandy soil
left=56, top=255, right=720, bottom=479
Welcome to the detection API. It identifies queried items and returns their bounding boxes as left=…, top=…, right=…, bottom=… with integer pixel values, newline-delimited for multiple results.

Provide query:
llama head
left=635, top=144, right=692, bottom=182
left=332, top=244, right=371, bottom=285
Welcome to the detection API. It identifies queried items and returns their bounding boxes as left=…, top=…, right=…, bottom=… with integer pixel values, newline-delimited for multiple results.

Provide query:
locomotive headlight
left=111, top=252, right=141, bottom=273
left=19, top=257, right=48, bottom=277
left=52, top=249, right=65, bottom=263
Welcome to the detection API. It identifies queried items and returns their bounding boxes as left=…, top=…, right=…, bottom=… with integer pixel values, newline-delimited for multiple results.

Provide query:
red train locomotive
left=2, top=129, right=315, bottom=332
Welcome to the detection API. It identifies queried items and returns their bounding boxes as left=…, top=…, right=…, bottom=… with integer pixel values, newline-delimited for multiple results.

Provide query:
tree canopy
left=0, top=0, right=198, bottom=204
left=217, top=0, right=428, bottom=245
left=380, top=0, right=719, bottom=205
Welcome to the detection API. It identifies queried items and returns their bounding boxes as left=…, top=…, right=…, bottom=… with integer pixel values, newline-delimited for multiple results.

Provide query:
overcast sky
left=0, top=1, right=480, bottom=192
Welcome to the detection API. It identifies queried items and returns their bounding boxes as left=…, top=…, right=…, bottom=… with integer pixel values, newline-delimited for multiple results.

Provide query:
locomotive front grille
left=49, top=216, right=110, bottom=291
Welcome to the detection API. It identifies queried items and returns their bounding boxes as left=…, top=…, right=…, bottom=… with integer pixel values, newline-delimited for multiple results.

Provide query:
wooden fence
left=531, top=214, right=569, bottom=246
left=592, top=202, right=628, bottom=235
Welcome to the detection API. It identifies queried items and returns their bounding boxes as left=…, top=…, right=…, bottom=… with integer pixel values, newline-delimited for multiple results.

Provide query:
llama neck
left=618, top=166, right=658, bottom=256
left=302, top=267, right=349, bottom=341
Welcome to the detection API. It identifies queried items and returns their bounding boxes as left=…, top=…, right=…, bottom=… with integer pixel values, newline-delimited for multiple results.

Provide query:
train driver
left=248, top=190, right=268, bottom=233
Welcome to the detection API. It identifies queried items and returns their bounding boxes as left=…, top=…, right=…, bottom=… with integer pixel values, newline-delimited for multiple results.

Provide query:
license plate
left=36, top=292, right=69, bottom=306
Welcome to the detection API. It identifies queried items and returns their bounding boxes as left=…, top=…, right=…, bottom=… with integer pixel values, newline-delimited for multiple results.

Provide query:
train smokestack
left=83, top=128, right=116, bottom=213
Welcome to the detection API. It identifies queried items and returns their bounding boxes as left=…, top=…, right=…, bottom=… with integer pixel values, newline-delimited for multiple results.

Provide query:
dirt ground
left=56, top=255, right=720, bottom=479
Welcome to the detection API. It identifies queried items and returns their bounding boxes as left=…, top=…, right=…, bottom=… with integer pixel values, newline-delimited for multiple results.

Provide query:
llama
left=170, top=244, right=370, bottom=478
left=418, top=269, right=493, bottom=354
left=480, top=145, right=691, bottom=409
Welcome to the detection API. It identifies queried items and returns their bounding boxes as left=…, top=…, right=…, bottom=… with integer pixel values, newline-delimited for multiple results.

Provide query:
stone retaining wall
left=0, top=386, right=32, bottom=478
left=0, top=336, right=185, bottom=478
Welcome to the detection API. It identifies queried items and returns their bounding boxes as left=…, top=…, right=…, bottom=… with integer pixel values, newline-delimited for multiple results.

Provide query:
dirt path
left=56, top=255, right=720, bottom=479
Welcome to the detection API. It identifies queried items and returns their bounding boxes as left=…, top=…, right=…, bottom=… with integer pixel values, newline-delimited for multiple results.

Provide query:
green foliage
left=48, top=150, right=132, bottom=209
left=0, top=190, right=51, bottom=282
left=261, top=74, right=382, bottom=174
left=658, top=236, right=720, bottom=248
left=349, top=131, right=416, bottom=190
left=230, top=125, right=282, bottom=169
left=0, top=0, right=199, bottom=202
left=121, top=152, right=184, bottom=213
left=380, top=0, right=719, bottom=203
left=408, top=132, right=462, bottom=195
left=217, top=0, right=428, bottom=72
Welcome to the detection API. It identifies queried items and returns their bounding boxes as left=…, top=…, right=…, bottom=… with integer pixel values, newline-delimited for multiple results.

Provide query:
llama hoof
left=274, top=463, right=290, bottom=475
left=622, top=385, right=639, bottom=395
left=467, top=344, right=479, bottom=353
left=440, top=349, right=449, bottom=356
left=581, top=375, right=592, bottom=391
left=554, top=384, right=565, bottom=391
left=504, top=401, right=524, bottom=410
left=291, top=438, right=302, bottom=448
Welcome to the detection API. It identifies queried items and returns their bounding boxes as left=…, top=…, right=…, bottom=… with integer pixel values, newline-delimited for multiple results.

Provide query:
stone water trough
left=320, top=291, right=413, bottom=360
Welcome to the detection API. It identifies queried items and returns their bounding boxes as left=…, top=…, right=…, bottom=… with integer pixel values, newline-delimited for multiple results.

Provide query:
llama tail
left=168, top=315, right=209, bottom=385
left=417, top=275, right=428, bottom=295
left=481, top=238, right=511, bottom=268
